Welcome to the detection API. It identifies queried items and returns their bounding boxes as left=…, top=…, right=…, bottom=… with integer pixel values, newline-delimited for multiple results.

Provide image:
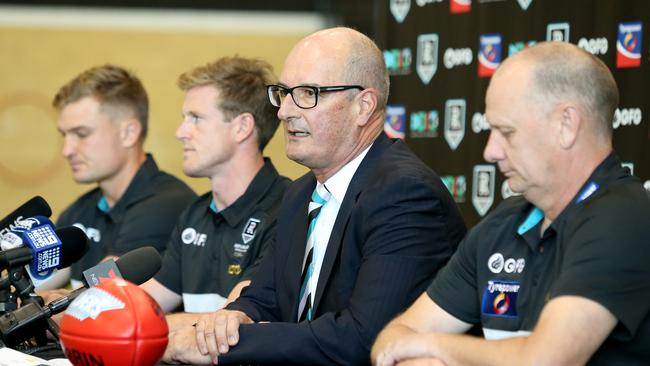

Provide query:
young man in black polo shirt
left=373, top=42, right=650, bottom=364
left=49, top=65, right=195, bottom=290
left=141, top=57, right=290, bottom=331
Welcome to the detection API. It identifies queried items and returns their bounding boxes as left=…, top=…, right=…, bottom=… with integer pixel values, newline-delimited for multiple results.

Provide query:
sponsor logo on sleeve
left=473, top=165, right=495, bottom=216
left=478, top=34, right=502, bottom=77
left=546, top=22, right=570, bottom=42
left=416, top=33, right=439, bottom=84
left=444, top=99, right=466, bottom=150
left=450, top=0, right=471, bottom=14
left=481, top=280, right=520, bottom=318
left=617, top=22, right=642, bottom=68
left=410, top=110, right=439, bottom=138
left=390, top=0, right=411, bottom=23
left=385, top=105, right=407, bottom=139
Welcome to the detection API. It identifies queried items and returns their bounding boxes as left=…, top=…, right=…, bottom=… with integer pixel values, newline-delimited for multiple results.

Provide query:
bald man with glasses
left=163, top=27, right=466, bottom=366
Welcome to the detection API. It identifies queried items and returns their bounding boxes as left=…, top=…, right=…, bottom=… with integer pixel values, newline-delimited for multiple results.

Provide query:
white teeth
left=290, top=131, right=309, bottom=137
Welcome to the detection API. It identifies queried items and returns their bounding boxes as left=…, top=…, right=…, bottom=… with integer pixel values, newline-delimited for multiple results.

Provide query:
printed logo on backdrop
left=181, top=227, right=207, bottom=247
left=612, top=107, right=642, bottom=129
left=417, top=34, right=439, bottom=84
left=416, top=0, right=442, bottom=6
left=450, top=0, right=471, bottom=14
left=390, top=0, right=411, bottom=23
left=384, top=48, right=412, bottom=75
left=644, top=181, right=650, bottom=193
left=621, top=162, right=634, bottom=176
left=444, top=47, right=473, bottom=69
left=442, top=175, right=466, bottom=202
left=508, top=41, right=537, bottom=56
left=473, top=165, right=495, bottom=216
left=516, top=0, right=533, bottom=10
left=385, top=105, right=406, bottom=139
left=471, top=112, right=490, bottom=133
left=242, top=217, right=260, bottom=244
left=478, top=34, right=502, bottom=77
left=617, top=22, right=642, bottom=68
left=410, top=110, right=439, bottom=138
left=546, top=22, right=570, bottom=42
left=578, top=37, right=608, bottom=56
left=444, top=99, right=466, bottom=150
left=502, top=181, right=521, bottom=199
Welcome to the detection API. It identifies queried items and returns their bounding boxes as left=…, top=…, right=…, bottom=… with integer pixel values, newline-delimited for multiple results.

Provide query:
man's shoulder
left=57, top=187, right=102, bottom=224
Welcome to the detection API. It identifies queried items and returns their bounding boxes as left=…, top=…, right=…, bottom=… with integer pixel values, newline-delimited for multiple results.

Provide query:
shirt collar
left=321, top=144, right=373, bottom=204
left=219, top=158, right=281, bottom=226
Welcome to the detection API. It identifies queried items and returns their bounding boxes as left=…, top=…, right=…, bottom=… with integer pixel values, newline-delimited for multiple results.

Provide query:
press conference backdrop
left=373, top=0, right=650, bottom=226
left=0, top=6, right=315, bottom=219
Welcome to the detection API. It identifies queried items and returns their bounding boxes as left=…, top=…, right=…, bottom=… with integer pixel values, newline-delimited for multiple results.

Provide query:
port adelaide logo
left=416, top=33, right=439, bottom=84
left=546, top=22, right=570, bottom=42
left=390, top=0, right=411, bottom=23
left=444, top=99, right=466, bottom=150
left=472, top=165, right=495, bottom=216
left=242, top=217, right=260, bottom=244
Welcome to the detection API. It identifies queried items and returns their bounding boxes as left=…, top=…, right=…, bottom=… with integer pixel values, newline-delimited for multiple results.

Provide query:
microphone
left=0, top=196, right=51, bottom=234
left=0, top=246, right=161, bottom=347
left=0, top=225, right=88, bottom=272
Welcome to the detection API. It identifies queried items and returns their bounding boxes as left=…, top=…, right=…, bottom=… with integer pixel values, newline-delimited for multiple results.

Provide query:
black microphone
left=0, top=196, right=51, bottom=234
left=0, top=226, right=89, bottom=271
left=0, top=246, right=161, bottom=347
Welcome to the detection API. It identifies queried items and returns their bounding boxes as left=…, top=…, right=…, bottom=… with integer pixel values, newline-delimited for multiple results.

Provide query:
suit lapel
left=312, top=134, right=394, bottom=314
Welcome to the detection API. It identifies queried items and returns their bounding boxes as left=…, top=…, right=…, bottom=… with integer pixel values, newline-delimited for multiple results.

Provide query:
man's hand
left=162, top=324, right=212, bottom=364
left=374, top=333, right=441, bottom=366
left=195, top=309, right=253, bottom=364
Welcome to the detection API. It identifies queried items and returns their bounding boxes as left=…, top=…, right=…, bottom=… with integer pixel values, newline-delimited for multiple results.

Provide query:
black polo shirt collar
left=516, top=153, right=624, bottom=250
left=217, top=158, right=281, bottom=227
left=95, top=153, right=159, bottom=222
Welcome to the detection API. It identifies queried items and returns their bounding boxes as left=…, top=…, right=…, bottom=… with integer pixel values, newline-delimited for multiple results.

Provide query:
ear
left=232, top=112, right=256, bottom=144
left=558, top=104, right=581, bottom=150
left=120, top=118, right=142, bottom=148
left=355, top=89, right=379, bottom=127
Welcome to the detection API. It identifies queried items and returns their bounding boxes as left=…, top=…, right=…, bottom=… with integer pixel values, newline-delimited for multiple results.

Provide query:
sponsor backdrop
left=377, top=0, right=650, bottom=226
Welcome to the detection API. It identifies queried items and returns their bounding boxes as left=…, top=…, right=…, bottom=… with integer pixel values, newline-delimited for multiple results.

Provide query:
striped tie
left=297, top=185, right=330, bottom=322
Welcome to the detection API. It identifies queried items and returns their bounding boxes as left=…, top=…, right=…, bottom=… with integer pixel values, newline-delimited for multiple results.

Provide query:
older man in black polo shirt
left=372, top=42, right=650, bottom=365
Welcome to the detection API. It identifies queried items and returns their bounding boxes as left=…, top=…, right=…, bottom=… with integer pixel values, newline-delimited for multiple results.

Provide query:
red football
left=59, top=279, right=168, bottom=366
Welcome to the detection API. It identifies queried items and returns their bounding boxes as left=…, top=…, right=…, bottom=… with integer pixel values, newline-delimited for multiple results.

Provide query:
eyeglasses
left=267, top=84, right=365, bottom=109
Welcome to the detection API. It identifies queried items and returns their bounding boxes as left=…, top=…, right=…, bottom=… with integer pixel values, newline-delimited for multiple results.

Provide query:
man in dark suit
left=163, top=26, right=467, bottom=365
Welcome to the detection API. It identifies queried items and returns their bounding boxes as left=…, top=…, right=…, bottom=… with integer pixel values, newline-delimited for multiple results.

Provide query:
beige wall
left=0, top=7, right=316, bottom=220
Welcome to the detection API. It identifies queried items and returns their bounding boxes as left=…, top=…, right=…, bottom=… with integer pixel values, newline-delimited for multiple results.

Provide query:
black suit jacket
left=223, top=133, right=467, bottom=365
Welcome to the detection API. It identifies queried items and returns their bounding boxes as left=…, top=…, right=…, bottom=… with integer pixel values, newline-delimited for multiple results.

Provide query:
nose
left=61, top=135, right=76, bottom=159
left=483, top=130, right=505, bottom=163
left=175, top=119, right=190, bottom=141
left=277, top=91, right=299, bottom=122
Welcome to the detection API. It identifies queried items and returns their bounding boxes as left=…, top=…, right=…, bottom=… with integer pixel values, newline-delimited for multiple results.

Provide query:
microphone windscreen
left=56, top=226, right=90, bottom=268
left=115, top=246, right=161, bottom=285
left=0, top=196, right=52, bottom=231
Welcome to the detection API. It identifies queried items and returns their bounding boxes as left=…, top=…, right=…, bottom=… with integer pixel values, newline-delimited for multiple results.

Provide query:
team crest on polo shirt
left=242, top=217, right=261, bottom=244
left=481, top=280, right=520, bottom=318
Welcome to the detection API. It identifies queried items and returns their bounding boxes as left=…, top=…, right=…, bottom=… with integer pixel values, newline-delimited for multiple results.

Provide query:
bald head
left=289, top=27, right=390, bottom=111
left=494, top=42, right=619, bottom=142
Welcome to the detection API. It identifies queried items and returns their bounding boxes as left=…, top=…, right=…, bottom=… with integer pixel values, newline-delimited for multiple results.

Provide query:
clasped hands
left=162, top=309, right=253, bottom=365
